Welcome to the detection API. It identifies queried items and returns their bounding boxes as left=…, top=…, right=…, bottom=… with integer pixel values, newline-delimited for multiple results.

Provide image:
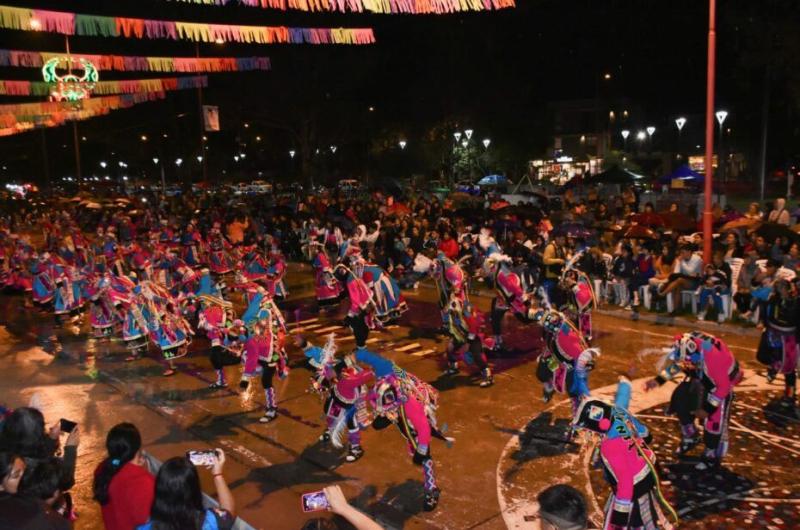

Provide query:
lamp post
left=715, top=110, right=728, bottom=183
left=702, top=0, right=717, bottom=264
left=675, top=117, right=687, bottom=159
left=399, top=140, right=407, bottom=150
left=482, top=138, right=491, bottom=149
left=621, top=129, right=630, bottom=151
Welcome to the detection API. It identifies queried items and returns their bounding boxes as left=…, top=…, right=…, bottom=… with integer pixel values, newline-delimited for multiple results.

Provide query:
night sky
left=0, top=0, right=798, bottom=184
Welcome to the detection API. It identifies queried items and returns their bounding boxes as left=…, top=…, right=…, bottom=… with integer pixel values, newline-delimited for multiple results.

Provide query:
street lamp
left=175, top=158, right=183, bottom=166
left=716, top=110, right=729, bottom=183
left=289, top=150, right=296, bottom=158
left=99, top=161, right=107, bottom=169
left=454, top=131, right=462, bottom=142
left=233, top=155, right=240, bottom=162
left=621, top=129, right=630, bottom=150
left=152, top=158, right=159, bottom=165
left=646, top=126, right=656, bottom=137
left=715, top=110, right=728, bottom=127
left=330, top=145, right=337, bottom=154
left=399, top=140, right=407, bottom=150
left=196, top=156, right=203, bottom=163
left=140, top=135, right=148, bottom=142
left=461, top=140, right=468, bottom=148
left=636, top=131, right=646, bottom=141
left=464, top=129, right=473, bottom=140
left=482, top=138, right=491, bottom=149
left=675, top=117, right=687, bottom=131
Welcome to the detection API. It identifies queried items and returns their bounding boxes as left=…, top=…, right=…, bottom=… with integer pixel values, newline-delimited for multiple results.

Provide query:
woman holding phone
left=136, top=450, right=235, bottom=530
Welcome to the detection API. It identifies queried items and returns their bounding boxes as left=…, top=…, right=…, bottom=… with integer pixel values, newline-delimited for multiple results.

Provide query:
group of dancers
left=2, top=212, right=798, bottom=525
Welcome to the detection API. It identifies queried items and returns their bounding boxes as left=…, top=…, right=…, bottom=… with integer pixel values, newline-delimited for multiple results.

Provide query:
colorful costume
left=206, top=226, right=235, bottom=275
left=573, top=379, right=677, bottom=530
left=310, top=245, right=342, bottom=307
left=355, top=348, right=448, bottom=511
left=305, top=336, right=373, bottom=461
left=358, top=261, right=407, bottom=323
left=487, top=254, right=533, bottom=350
left=429, top=253, right=468, bottom=330
left=334, top=265, right=377, bottom=348
left=241, top=300, right=288, bottom=423
left=534, top=309, right=599, bottom=413
left=442, top=298, right=494, bottom=387
left=649, top=331, right=742, bottom=464
left=756, top=284, right=799, bottom=406
left=561, top=255, right=596, bottom=342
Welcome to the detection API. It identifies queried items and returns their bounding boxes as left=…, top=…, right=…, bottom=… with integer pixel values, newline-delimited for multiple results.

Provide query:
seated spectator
left=610, top=244, right=635, bottom=308
left=0, top=451, right=24, bottom=494
left=743, top=258, right=780, bottom=321
left=137, top=450, right=234, bottom=530
left=658, top=245, right=702, bottom=314
left=0, top=458, right=71, bottom=530
left=768, top=198, right=791, bottom=225
left=784, top=242, right=800, bottom=271
left=734, top=245, right=759, bottom=316
left=93, top=423, right=154, bottom=530
left=648, top=246, right=675, bottom=295
left=437, top=231, right=458, bottom=261
left=534, top=484, right=589, bottom=530
left=720, top=232, right=742, bottom=260
left=0, top=407, right=79, bottom=497
left=744, top=201, right=763, bottom=220
left=628, top=243, right=655, bottom=308
left=696, top=252, right=732, bottom=322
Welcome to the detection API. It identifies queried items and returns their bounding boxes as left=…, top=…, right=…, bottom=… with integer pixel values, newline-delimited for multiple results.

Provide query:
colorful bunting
left=0, top=5, right=376, bottom=44
left=166, top=0, right=516, bottom=14
left=0, top=76, right=207, bottom=97
left=0, top=49, right=271, bottom=73
left=0, top=92, right=168, bottom=135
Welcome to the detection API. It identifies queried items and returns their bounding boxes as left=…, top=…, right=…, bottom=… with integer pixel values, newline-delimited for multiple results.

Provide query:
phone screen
left=59, top=419, right=77, bottom=433
left=301, top=491, right=329, bottom=512
left=186, top=450, right=217, bottom=467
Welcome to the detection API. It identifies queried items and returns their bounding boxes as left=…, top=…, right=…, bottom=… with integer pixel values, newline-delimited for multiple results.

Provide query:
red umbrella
left=659, top=211, right=697, bottom=232
left=630, top=212, right=665, bottom=228
left=624, top=225, right=659, bottom=239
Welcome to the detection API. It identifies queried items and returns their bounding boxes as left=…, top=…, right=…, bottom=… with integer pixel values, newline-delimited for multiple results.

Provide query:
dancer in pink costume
left=309, top=242, right=342, bottom=310
left=560, top=251, right=597, bottom=342
left=645, top=331, right=742, bottom=467
left=486, top=253, right=534, bottom=351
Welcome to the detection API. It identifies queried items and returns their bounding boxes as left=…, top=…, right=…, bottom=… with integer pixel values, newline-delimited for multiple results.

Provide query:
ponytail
left=93, top=423, right=142, bottom=505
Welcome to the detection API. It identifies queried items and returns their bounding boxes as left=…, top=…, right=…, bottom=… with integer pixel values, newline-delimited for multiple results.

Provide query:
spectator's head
left=18, top=458, right=61, bottom=507
left=744, top=244, right=758, bottom=262
left=679, top=245, right=693, bottom=260
left=712, top=251, right=725, bottom=266
left=149, top=457, right=204, bottom=529
left=0, top=451, right=25, bottom=494
left=0, top=407, right=54, bottom=459
left=766, top=258, right=781, bottom=274
left=790, top=243, right=799, bottom=258
left=93, top=423, right=143, bottom=505
left=536, top=484, right=588, bottom=530
left=775, top=279, right=791, bottom=298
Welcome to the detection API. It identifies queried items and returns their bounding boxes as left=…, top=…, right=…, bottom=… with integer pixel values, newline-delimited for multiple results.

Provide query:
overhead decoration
left=0, top=76, right=207, bottom=97
left=0, top=49, right=270, bottom=73
left=41, top=56, right=99, bottom=102
left=0, top=5, right=376, bottom=44
left=0, top=92, right=168, bottom=134
left=166, top=0, right=515, bottom=14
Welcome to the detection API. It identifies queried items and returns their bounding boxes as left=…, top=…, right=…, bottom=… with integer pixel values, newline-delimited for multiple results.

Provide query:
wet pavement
left=1, top=264, right=797, bottom=530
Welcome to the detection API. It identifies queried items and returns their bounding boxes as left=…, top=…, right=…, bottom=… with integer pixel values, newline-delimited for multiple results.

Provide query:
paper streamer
left=0, top=92, right=168, bottom=136
left=167, top=0, right=516, bottom=14
left=0, top=49, right=271, bottom=72
left=0, top=5, right=376, bottom=44
left=0, top=76, right=207, bottom=97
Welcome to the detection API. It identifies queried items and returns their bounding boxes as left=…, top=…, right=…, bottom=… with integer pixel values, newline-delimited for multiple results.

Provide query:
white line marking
left=411, top=349, right=436, bottom=357
left=288, top=317, right=319, bottom=327
left=396, top=343, right=421, bottom=352
left=314, top=325, right=345, bottom=334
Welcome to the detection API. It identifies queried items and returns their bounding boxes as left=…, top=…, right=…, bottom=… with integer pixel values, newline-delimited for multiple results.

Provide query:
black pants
left=490, top=298, right=530, bottom=336
left=448, top=337, right=488, bottom=370
left=259, top=360, right=277, bottom=389
left=733, top=292, right=752, bottom=313
left=209, top=346, right=240, bottom=370
left=345, top=310, right=369, bottom=348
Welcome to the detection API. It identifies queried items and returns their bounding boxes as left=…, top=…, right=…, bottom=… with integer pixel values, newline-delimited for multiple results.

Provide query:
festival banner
left=0, top=75, right=208, bottom=97
left=0, top=49, right=270, bottom=73
left=166, top=0, right=516, bottom=15
left=0, top=5, right=376, bottom=45
left=203, top=105, right=220, bottom=132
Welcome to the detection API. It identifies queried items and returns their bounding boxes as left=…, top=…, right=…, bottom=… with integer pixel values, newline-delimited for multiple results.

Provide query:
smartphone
left=301, top=490, right=329, bottom=513
left=186, top=450, right=218, bottom=467
left=59, top=419, right=77, bottom=433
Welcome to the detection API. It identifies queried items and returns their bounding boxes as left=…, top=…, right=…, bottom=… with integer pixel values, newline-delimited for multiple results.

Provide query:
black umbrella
left=755, top=222, right=800, bottom=244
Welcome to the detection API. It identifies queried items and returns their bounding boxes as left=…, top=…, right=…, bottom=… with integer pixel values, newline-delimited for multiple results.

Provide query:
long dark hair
left=93, top=423, right=142, bottom=505
left=0, top=407, right=56, bottom=459
left=150, top=457, right=205, bottom=530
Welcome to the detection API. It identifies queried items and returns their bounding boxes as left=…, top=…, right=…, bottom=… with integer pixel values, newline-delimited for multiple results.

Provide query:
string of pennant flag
left=165, top=0, right=515, bottom=14
left=0, top=49, right=270, bottom=73
left=0, top=76, right=207, bottom=97
left=0, top=92, right=168, bottom=135
left=0, top=5, right=376, bottom=44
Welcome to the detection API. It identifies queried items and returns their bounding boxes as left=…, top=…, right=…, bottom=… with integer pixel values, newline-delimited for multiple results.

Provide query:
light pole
left=482, top=138, right=491, bottom=149
left=703, top=0, right=717, bottom=264
left=153, top=157, right=166, bottom=193
left=621, top=129, right=630, bottom=151
left=675, top=117, right=687, bottom=159
left=398, top=140, right=407, bottom=150
left=715, top=110, right=728, bottom=183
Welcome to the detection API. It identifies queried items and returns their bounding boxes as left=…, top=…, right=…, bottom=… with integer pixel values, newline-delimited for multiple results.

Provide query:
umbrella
left=629, top=212, right=665, bottom=228
left=83, top=202, right=102, bottom=210
left=624, top=225, right=659, bottom=239
left=719, top=217, right=761, bottom=232
left=584, top=165, right=646, bottom=185
left=552, top=223, right=594, bottom=239
left=659, top=211, right=697, bottom=232
left=755, top=222, right=800, bottom=244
